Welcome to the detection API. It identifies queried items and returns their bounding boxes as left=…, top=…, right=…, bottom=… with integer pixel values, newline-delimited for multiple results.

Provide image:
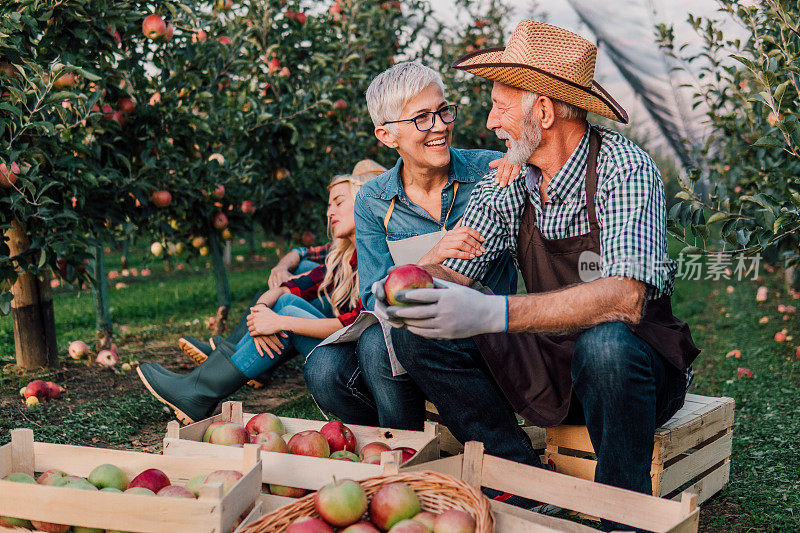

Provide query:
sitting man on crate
left=372, top=20, right=700, bottom=511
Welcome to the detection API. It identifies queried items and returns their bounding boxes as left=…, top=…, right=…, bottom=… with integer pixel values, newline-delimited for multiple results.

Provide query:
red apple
left=279, top=66, right=291, bottom=77
left=359, top=441, right=392, bottom=461
left=45, top=382, right=61, bottom=399
left=333, top=99, right=347, bottom=110
left=194, top=29, right=208, bottom=42
left=329, top=3, right=342, bottom=15
left=213, top=184, right=225, bottom=199
left=774, top=331, right=787, bottom=342
left=384, top=265, right=434, bottom=305
left=268, top=484, right=309, bottom=497
left=341, top=523, right=380, bottom=533
left=164, top=22, right=175, bottom=41
left=96, top=349, right=118, bottom=367
left=286, top=517, right=334, bottom=533
left=129, top=468, right=170, bottom=494
left=142, top=14, right=167, bottom=40
left=315, top=478, right=368, bottom=527
left=38, top=469, right=67, bottom=485
left=151, top=190, right=172, bottom=207
left=157, top=485, right=196, bottom=498
left=288, top=430, right=331, bottom=458
left=393, top=447, right=417, bottom=464
left=320, top=420, right=357, bottom=453
left=212, top=212, right=229, bottom=230
left=69, top=340, right=91, bottom=359
left=0, top=61, right=16, bottom=78
left=253, top=431, right=289, bottom=453
left=202, top=420, right=227, bottom=442
left=369, top=482, right=421, bottom=530
left=296, top=12, right=307, bottom=24
left=330, top=450, right=361, bottom=462
left=219, top=36, right=232, bottom=45
left=433, top=509, right=476, bottom=533
left=0, top=161, right=19, bottom=188
left=389, top=520, right=429, bottom=533
left=241, top=200, right=257, bottom=214
left=412, top=511, right=437, bottom=530
left=24, top=380, right=50, bottom=401
left=268, top=58, right=281, bottom=74
left=118, top=97, right=135, bottom=113
left=204, top=470, right=243, bottom=495
left=210, top=422, right=250, bottom=446
left=52, top=72, right=77, bottom=89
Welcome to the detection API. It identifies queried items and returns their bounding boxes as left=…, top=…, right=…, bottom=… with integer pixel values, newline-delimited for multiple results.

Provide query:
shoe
left=178, top=337, right=212, bottom=365
left=210, top=335, right=264, bottom=389
left=137, top=340, right=248, bottom=424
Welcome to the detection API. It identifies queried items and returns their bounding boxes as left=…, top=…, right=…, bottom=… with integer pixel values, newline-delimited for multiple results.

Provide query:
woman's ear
left=374, top=125, right=399, bottom=149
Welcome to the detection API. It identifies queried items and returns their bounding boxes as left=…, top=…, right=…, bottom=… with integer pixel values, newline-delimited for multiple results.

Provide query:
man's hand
left=386, top=278, right=508, bottom=339
left=488, top=155, right=522, bottom=188
left=417, top=220, right=485, bottom=265
left=268, top=267, right=293, bottom=289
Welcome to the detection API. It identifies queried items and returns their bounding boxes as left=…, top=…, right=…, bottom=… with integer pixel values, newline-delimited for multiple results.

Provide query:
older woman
left=304, top=62, right=518, bottom=429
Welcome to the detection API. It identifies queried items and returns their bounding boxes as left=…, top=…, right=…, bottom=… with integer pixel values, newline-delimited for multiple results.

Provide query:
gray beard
left=500, top=114, right=542, bottom=166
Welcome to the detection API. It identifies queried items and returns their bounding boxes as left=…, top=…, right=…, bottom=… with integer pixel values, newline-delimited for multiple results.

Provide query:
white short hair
left=366, top=62, right=445, bottom=130
left=523, top=90, right=587, bottom=122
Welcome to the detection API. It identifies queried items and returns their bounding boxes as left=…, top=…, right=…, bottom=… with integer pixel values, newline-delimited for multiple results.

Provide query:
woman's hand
left=268, top=266, right=293, bottom=289
left=488, top=155, right=522, bottom=188
left=418, top=220, right=485, bottom=265
left=247, top=306, right=290, bottom=337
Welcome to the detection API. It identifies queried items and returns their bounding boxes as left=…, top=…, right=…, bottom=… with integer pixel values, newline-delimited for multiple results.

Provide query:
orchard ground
left=1, top=237, right=798, bottom=532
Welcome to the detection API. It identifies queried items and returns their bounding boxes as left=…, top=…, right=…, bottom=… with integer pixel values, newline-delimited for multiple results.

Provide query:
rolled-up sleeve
left=443, top=176, right=515, bottom=282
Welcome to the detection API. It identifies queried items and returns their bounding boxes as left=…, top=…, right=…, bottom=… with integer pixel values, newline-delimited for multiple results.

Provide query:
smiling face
left=487, top=82, right=541, bottom=165
left=375, top=83, right=454, bottom=173
left=327, top=182, right=356, bottom=241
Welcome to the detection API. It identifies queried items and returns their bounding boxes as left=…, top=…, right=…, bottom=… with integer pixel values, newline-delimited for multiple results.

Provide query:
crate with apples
left=0, top=428, right=262, bottom=533
left=162, top=402, right=441, bottom=500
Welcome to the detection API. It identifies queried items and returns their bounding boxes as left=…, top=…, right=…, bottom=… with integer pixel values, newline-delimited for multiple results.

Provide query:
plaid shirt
left=293, top=243, right=331, bottom=263
left=281, top=252, right=363, bottom=326
left=443, top=125, right=675, bottom=298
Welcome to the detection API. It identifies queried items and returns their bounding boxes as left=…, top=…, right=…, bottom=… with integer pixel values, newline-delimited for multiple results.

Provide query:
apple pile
left=200, top=415, right=418, bottom=498
left=285, top=479, right=477, bottom=533
left=0, top=464, right=244, bottom=531
left=19, top=379, right=63, bottom=408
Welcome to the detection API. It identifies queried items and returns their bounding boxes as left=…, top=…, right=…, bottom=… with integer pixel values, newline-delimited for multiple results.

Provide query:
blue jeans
left=231, top=293, right=327, bottom=379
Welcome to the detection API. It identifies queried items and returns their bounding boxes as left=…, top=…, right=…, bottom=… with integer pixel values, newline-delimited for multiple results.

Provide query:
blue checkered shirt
left=443, top=125, right=676, bottom=298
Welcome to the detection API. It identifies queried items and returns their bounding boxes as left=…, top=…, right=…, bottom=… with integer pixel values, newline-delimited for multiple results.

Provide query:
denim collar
left=377, top=148, right=482, bottom=200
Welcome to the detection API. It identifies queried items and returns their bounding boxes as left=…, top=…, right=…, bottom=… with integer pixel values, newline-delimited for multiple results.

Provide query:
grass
left=1, top=237, right=799, bottom=531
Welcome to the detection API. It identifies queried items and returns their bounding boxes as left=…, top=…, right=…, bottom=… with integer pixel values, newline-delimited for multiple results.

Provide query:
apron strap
left=382, top=181, right=460, bottom=233
left=585, top=128, right=602, bottom=231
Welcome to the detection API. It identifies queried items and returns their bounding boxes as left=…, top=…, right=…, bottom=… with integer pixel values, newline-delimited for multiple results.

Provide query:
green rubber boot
left=137, top=340, right=247, bottom=424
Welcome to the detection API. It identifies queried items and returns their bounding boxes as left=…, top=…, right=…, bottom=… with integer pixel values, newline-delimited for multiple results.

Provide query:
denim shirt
left=355, top=148, right=519, bottom=310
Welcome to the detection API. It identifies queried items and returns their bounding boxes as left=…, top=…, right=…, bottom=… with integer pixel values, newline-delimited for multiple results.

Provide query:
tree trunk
left=92, top=245, right=113, bottom=351
left=247, top=227, right=256, bottom=260
left=209, top=230, right=231, bottom=335
left=223, top=240, right=231, bottom=266
left=5, top=219, right=58, bottom=369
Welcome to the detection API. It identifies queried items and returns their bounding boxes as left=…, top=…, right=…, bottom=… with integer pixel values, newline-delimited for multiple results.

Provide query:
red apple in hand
left=384, top=265, right=434, bottom=306
left=142, top=14, right=167, bottom=40
left=288, top=430, right=331, bottom=457
left=129, top=468, right=170, bottom=494
left=320, top=420, right=357, bottom=453
left=315, top=478, right=368, bottom=527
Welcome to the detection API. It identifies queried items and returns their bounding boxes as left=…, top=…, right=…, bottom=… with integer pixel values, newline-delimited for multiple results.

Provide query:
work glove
left=383, top=278, right=508, bottom=339
left=371, top=275, right=405, bottom=328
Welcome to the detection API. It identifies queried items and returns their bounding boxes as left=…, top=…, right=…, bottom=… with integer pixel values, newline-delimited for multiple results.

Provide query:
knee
left=572, top=322, right=648, bottom=383
left=303, top=348, right=341, bottom=399
left=275, top=292, right=299, bottom=309
left=356, top=325, right=389, bottom=368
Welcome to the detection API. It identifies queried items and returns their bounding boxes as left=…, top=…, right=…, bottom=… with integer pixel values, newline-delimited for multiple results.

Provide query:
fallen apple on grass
left=96, top=349, right=119, bottom=367
left=69, top=340, right=91, bottom=359
left=24, top=380, right=50, bottom=401
left=384, top=265, right=434, bottom=306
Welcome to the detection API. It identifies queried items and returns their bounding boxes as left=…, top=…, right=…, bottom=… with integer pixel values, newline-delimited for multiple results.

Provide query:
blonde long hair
left=319, top=166, right=381, bottom=315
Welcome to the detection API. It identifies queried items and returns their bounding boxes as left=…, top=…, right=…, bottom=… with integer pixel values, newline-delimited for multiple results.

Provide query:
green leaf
left=680, top=245, right=702, bottom=255
left=753, top=134, right=784, bottom=148
left=774, top=80, right=789, bottom=104
left=675, top=191, right=693, bottom=201
left=0, top=102, right=22, bottom=118
left=706, top=212, right=732, bottom=225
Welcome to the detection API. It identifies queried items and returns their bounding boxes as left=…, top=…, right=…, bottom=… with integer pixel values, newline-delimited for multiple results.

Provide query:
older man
left=376, top=20, right=700, bottom=505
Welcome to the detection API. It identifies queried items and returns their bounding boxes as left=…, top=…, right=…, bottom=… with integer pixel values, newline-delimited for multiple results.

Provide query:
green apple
left=88, top=463, right=128, bottom=490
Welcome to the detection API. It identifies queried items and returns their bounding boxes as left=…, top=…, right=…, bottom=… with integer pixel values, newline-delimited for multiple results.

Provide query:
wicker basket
left=241, top=470, right=494, bottom=532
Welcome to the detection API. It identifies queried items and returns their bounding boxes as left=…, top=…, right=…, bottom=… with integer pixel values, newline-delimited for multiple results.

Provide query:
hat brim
left=452, top=47, right=628, bottom=124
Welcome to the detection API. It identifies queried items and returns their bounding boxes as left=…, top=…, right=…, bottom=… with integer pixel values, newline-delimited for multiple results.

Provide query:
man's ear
left=537, top=96, right=557, bottom=130
left=374, top=125, right=399, bottom=149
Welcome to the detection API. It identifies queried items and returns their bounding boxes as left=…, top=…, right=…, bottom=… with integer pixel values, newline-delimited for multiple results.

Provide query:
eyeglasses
left=382, top=104, right=458, bottom=132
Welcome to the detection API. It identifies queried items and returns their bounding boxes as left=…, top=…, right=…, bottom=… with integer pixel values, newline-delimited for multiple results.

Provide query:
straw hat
left=328, top=159, right=387, bottom=189
left=451, top=20, right=628, bottom=123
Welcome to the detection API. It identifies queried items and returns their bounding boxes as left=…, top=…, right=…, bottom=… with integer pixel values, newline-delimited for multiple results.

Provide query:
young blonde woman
left=137, top=163, right=382, bottom=423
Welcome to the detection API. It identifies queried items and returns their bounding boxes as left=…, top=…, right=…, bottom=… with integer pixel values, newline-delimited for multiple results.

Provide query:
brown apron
left=473, top=128, right=700, bottom=427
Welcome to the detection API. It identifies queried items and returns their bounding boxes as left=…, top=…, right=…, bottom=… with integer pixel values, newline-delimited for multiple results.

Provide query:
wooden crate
left=0, top=428, right=262, bottom=533
left=425, top=401, right=545, bottom=455
left=544, top=394, right=734, bottom=504
left=405, top=441, right=699, bottom=532
left=163, top=402, right=440, bottom=492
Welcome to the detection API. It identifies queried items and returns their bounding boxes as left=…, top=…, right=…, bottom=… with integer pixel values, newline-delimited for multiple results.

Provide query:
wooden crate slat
left=480, top=454, right=687, bottom=533
left=0, top=442, right=11, bottom=478
left=403, top=455, right=465, bottom=479
left=259, top=493, right=299, bottom=515
left=10, top=429, right=34, bottom=477
left=259, top=449, right=388, bottom=489
left=491, top=500, right=599, bottom=533
left=235, top=500, right=263, bottom=532
left=545, top=425, right=592, bottom=452
left=656, top=399, right=734, bottom=464
left=663, top=508, right=701, bottom=533
left=656, top=431, right=733, bottom=496
left=221, top=453, right=263, bottom=533
left=543, top=451, right=597, bottom=482
left=668, top=460, right=730, bottom=505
